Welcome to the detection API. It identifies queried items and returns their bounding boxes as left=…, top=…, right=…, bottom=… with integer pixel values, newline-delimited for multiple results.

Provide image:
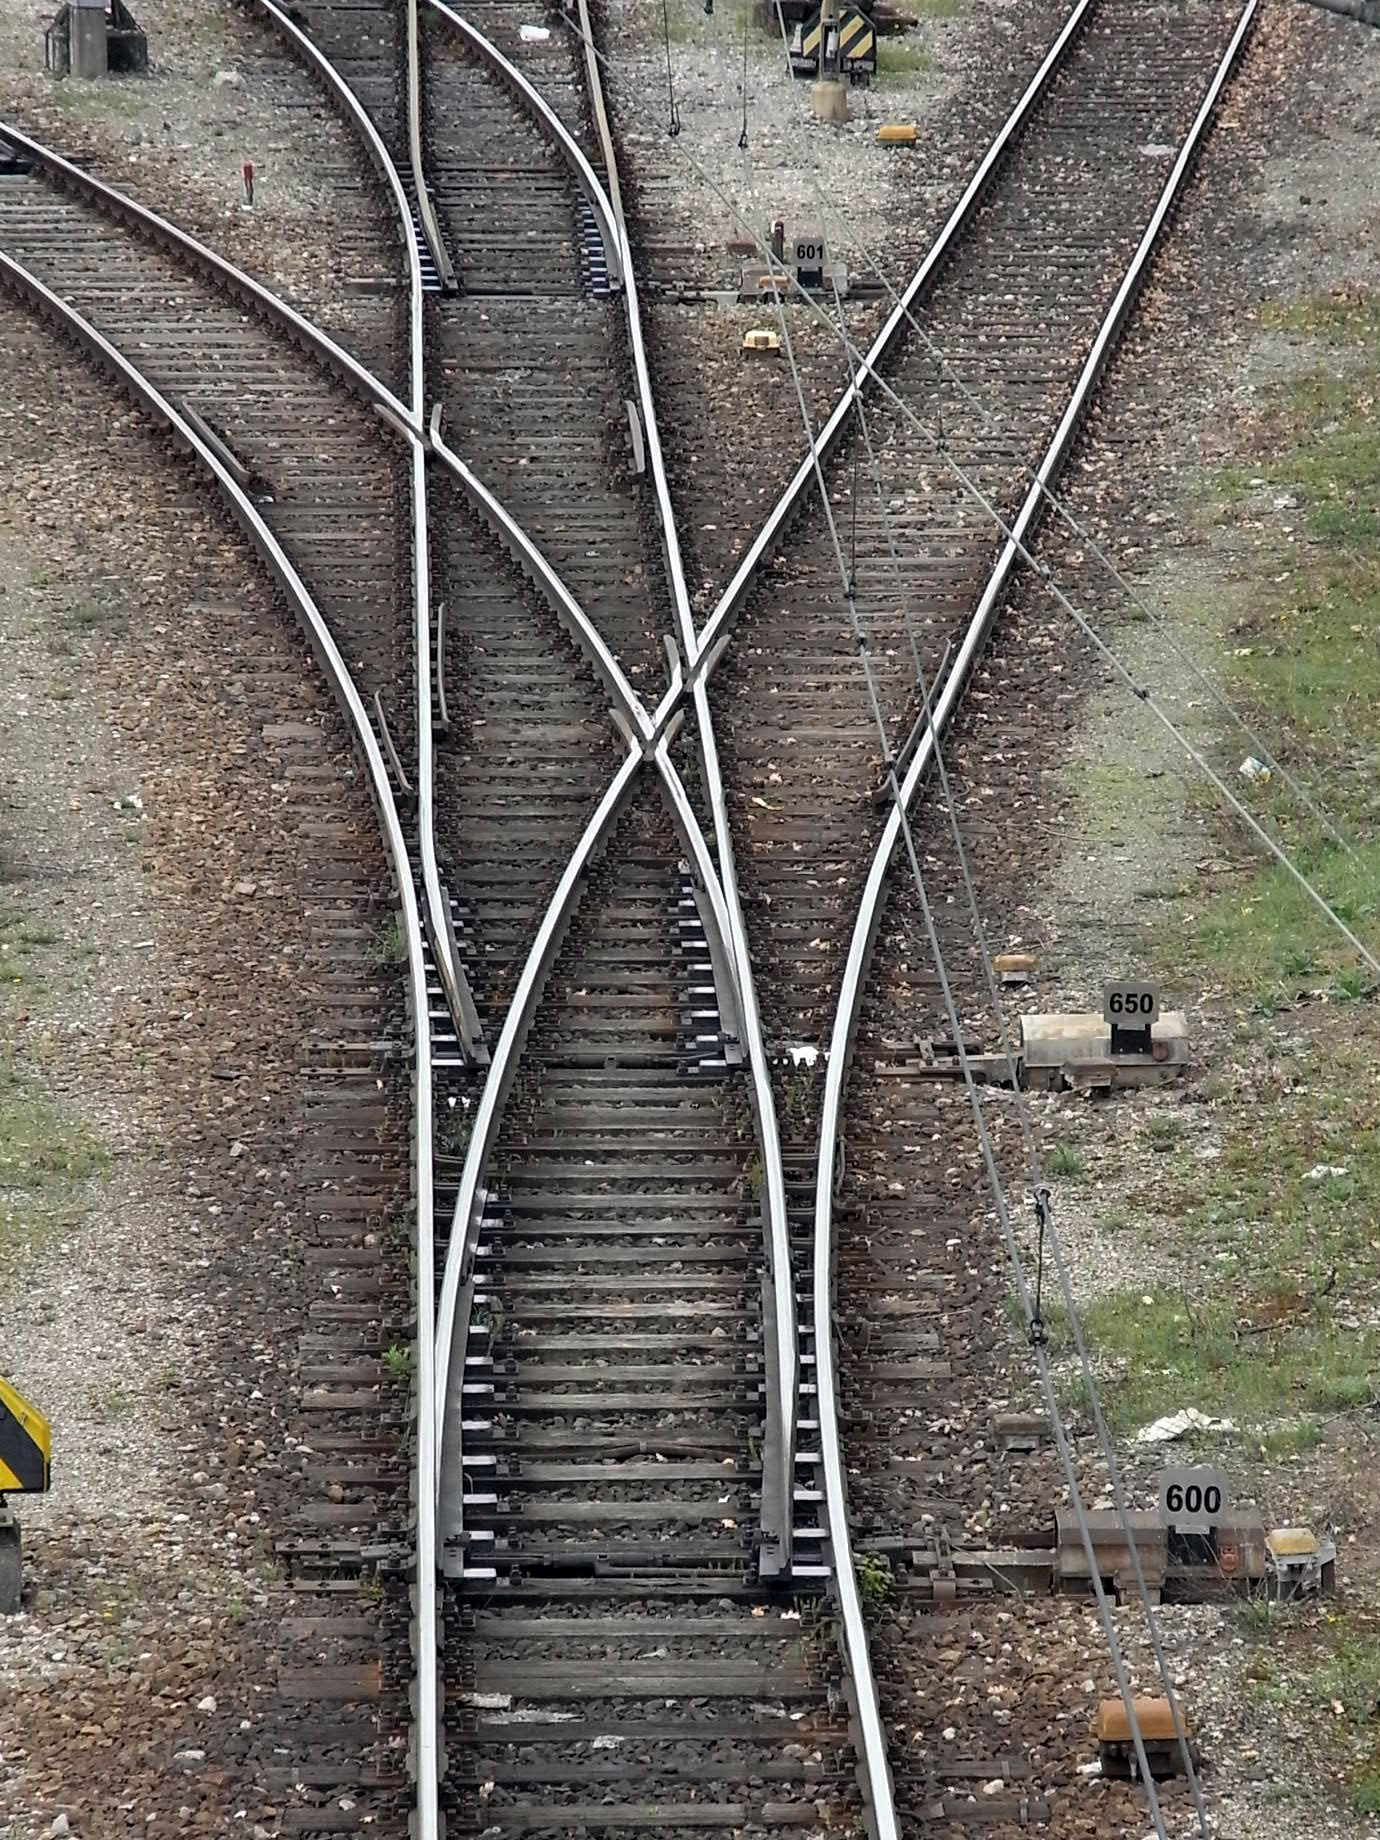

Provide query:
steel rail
left=0, top=239, right=445, bottom=1827
left=429, top=422, right=746, bottom=1037
left=810, top=9, right=1259, bottom=1835
left=566, top=0, right=798, bottom=1569
left=419, top=0, right=794, bottom=1570
left=690, top=0, right=1094, bottom=679
left=1, top=109, right=449, bottom=1823
left=406, top=0, right=459, bottom=289
left=0, top=111, right=416, bottom=431
left=422, top=0, right=624, bottom=289
left=179, top=6, right=450, bottom=1823
left=244, top=0, right=478, bottom=1070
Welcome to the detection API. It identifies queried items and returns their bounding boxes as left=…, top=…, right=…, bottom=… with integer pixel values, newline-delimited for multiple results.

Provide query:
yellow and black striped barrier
left=0, top=1377, right=50, bottom=1494
left=789, top=6, right=877, bottom=81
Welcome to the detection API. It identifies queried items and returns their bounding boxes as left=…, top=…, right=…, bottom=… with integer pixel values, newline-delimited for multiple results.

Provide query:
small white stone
left=198, top=1694, right=217, bottom=1713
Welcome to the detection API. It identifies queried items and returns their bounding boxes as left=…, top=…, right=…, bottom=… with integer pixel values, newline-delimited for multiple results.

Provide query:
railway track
left=1, top=0, right=1263, bottom=1833
left=0, top=52, right=439, bottom=1831
left=639, top=0, right=1257, bottom=1825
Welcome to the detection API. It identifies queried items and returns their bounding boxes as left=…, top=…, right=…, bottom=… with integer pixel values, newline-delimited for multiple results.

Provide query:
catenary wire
left=733, top=15, right=1213, bottom=1810
left=757, top=246, right=1178, bottom=1835
left=557, top=3, right=1380, bottom=984
left=757, top=31, right=1216, bottom=1814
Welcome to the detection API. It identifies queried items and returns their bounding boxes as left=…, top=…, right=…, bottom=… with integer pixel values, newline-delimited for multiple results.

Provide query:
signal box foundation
left=1020, top=1010, right=1189, bottom=1090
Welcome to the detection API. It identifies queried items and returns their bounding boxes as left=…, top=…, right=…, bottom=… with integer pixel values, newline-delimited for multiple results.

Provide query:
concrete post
left=811, top=0, right=848, bottom=122
left=69, top=0, right=108, bottom=80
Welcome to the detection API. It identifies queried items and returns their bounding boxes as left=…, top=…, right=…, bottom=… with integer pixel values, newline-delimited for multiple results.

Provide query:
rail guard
left=0, top=245, right=446, bottom=1830
left=423, top=0, right=623, bottom=289
left=810, top=6, right=1259, bottom=1835
left=407, top=0, right=458, bottom=288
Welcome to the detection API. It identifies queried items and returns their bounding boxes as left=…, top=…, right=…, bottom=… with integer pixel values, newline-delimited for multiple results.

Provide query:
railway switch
left=1020, top=996, right=1189, bottom=1090
left=740, top=224, right=849, bottom=302
left=0, top=1377, right=51, bottom=1614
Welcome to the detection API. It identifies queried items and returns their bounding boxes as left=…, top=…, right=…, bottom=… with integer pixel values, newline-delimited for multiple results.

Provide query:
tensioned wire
left=562, top=16, right=1362, bottom=1813
left=754, top=35, right=1235, bottom=1821
left=566, top=8, right=1299, bottom=1824
left=758, top=0, right=1376, bottom=897
left=755, top=245, right=1179, bottom=1835
left=554, top=4, right=1380, bottom=986
left=719, top=11, right=1190, bottom=1820
left=803, top=247, right=1210, bottom=1821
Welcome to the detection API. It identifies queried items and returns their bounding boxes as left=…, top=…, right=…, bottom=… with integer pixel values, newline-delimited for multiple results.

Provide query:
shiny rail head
left=806, top=9, right=1261, bottom=1840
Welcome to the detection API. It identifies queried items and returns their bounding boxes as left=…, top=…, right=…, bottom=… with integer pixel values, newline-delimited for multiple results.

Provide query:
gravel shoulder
left=0, top=291, right=409, bottom=1836
left=999, top=7, right=1380, bottom=1833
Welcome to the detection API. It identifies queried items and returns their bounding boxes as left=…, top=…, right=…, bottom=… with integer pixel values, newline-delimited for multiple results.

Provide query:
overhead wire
left=757, top=245, right=1177, bottom=1837
left=676, top=2, right=1223, bottom=1815
left=556, top=2, right=1380, bottom=984
left=760, top=0, right=1380, bottom=916
left=754, top=16, right=1230, bottom=1816
left=555, top=19, right=1366, bottom=1823
left=752, top=28, right=1204, bottom=1822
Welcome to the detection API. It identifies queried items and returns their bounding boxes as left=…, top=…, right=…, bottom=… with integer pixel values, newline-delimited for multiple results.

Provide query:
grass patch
left=1048, top=1142, right=1084, bottom=1178
left=1061, top=1283, right=1377, bottom=1438
left=855, top=1551, right=893, bottom=1611
left=0, top=1055, right=109, bottom=1198
left=1146, top=1113, right=1184, bottom=1150
left=0, top=903, right=59, bottom=991
left=48, top=76, right=147, bottom=119
left=1071, top=1021, right=1380, bottom=1444
left=877, top=37, right=931, bottom=78
left=61, top=596, right=126, bottom=636
left=1199, top=287, right=1380, bottom=847
left=369, top=915, right=407, bottom=969
left=1190, top=839, right=1380, bottom=1003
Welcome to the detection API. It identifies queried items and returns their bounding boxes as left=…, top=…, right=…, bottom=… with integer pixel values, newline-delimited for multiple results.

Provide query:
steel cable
left=758, top=247, right=1178, bottom=1840
left=556, top=7, right=1379, bottom=988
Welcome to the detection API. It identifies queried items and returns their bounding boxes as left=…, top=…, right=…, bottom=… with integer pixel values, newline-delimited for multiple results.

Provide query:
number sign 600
left=1165, top=1480, right=1221, bottom=1516
left=1157, top=1465, right=1228, bottom=1533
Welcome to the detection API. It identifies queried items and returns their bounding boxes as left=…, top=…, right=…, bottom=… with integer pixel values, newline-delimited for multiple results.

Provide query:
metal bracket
left=437, top=881, right=488, bottom=1065
left=757, top=1272, right=791, bottom=1579
left=178, top=403, right=253, bottom=492
left=625, top=398, right=646, bottom=475
left=690, top=881, right=744, bottom=1063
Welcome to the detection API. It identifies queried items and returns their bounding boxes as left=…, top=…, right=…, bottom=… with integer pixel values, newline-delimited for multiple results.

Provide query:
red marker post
left=242, top=160, right=254, bottom=208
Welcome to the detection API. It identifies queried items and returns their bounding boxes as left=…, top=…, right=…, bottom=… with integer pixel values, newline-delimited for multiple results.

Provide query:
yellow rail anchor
left=0, top=1377, right=51, bottom=1614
